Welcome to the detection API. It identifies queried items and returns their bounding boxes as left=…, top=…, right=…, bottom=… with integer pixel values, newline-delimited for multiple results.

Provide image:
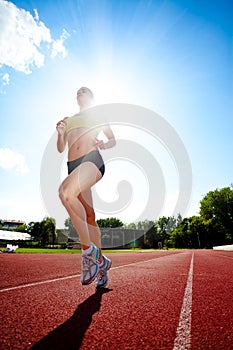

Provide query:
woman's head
left=77, top=87, right=94, bottom=109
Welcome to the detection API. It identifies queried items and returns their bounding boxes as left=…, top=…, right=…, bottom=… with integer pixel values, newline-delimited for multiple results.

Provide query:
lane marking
left=0, top=274, right=81, bottom=293
left=0, top=252, right=183, bottom=293
left=173, top=252, right=194, bottom=350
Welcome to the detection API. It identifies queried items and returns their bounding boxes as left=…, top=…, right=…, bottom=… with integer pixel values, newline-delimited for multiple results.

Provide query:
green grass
left=0, top=247, right=159, bottom=254
left=12, top=248, right=81, bottom=254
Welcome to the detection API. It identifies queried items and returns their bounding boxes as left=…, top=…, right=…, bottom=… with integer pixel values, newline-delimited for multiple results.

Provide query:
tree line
left=127, top=186, right=233, bottom=249
left=2, top=186, right=232, bottom=249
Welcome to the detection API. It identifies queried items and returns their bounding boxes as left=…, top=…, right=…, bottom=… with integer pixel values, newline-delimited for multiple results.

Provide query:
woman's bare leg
left=59, top=162, right=102, bottom=249
left=79, top=189, right=103, bottom=262
left=79, top=188, right=111, bottom=288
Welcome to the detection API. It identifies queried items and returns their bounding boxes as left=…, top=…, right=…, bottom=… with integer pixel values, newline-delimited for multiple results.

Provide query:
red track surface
left=0, top=250, right=233, bottom=350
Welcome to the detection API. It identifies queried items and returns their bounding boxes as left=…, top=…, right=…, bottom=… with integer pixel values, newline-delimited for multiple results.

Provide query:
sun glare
left=84, top=70, right=137, bottom=105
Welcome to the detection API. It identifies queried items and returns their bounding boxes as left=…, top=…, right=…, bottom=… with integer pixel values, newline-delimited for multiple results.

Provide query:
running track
left=0, top=250, right=232, bottom=349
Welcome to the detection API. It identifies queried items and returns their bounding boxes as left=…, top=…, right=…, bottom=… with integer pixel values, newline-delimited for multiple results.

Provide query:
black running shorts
left=67, top=150, right=105, bottom=177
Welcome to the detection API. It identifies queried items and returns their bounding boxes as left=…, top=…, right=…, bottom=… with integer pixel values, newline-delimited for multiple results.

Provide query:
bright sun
left=84, top=70, right=137, bottom=105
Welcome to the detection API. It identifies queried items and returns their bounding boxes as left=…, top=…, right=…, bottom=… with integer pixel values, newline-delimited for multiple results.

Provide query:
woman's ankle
left=82, top=244, right=91, bottom=250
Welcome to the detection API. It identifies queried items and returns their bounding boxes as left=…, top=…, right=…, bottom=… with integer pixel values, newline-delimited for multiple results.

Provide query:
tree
left=27, top=218, right=56, bottom=246
left=200, top=186, right=233, bottom=246
left=187, top=216, right=207, bottom=248
left=27, top=221, right=42, bottom=242
left=127, top=222, right=137, bottom=230
left=156, top=216, right=177, bottom=247
left=97, top=217, right=124, bottom=228
left=16, top=224, right=27, bottom=232
left=137, top=220, right=155, bottom=231
left=169, top=218, right=191, bottom=248
left=41, top=217, right=56, bottom=246
left=144, top=223, right=158, bottom=248
left=170, top=187, right=233, bottom=249
left=65, top=217, right=77, bottom=238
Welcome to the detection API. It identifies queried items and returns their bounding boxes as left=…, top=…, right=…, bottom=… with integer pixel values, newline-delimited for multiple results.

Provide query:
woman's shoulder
left=66, top=113, right=81, bottom=125
left=68, top=113, right=80, bottom=119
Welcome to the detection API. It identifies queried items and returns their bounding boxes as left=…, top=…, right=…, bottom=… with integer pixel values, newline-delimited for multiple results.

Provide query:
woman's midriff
left=67, top=128, right=99, bottom=161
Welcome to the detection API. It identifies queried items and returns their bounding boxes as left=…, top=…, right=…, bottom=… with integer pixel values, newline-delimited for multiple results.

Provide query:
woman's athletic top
left=66, top=112, right=102, bottom=134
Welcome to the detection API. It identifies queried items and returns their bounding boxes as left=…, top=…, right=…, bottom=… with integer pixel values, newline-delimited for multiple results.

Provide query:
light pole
left=197, top=231, right=201, bottom=248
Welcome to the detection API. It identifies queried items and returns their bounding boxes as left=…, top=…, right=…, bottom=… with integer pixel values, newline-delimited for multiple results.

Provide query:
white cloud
left=0, top=0, right=68, bottom=75
left=2, top=73, right=10, bottom=85
left=0, top=148, right=29, bottom=174
left=51, top=29, right=69, bottom=58
left=33, top=8, right=39, bottom=21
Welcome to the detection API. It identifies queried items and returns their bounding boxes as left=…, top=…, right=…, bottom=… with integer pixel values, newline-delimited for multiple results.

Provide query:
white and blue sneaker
left=80, top=244, right=99, bottom=285
left=96, top=255, right=112, bottom=289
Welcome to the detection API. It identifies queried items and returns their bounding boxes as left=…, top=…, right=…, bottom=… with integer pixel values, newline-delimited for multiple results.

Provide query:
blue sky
left=0, top=0, right=232, bottom=228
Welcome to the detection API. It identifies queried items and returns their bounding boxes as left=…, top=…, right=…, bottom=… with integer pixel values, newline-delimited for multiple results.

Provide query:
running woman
left=56, top=87, right=116, bottom=287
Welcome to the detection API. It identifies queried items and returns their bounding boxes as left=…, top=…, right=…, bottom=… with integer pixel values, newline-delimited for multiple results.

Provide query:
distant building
left=58, top=227, right=145, bottom=249
left=0, top=230, right=31, bottom=241
left=57, top=230, right=69, bottom=243
left=100, top=228, right=145, bottom=248
left=57, top=229, right=81, bottom=249
left=0, top=219, right=26, bottom=230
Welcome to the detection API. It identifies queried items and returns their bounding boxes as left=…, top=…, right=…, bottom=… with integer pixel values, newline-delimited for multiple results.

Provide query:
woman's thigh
left=60, top=162, right=102, bottom=198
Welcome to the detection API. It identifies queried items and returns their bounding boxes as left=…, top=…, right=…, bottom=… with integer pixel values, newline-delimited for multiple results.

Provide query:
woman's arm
left=96, top=125, right=116, bottom=150
left=56, top=118, right=68, bottom=153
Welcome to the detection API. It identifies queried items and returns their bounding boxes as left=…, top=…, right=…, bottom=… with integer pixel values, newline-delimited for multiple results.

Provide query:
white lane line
left=0, top=252, right=182, bottom=293
left=173, top=252, right=194, bottom=350
left=0, top=274, right=81, bottom=293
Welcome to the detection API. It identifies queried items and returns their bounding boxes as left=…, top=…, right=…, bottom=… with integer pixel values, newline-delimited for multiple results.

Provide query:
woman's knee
left=58, top=185, right=67, bottom=205
left=59, top=184, right=79, bottom=205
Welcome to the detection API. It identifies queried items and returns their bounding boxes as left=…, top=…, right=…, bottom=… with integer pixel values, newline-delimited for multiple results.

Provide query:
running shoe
left=80, top=244, right=99, bottom=285
left=96, top=255, right=112, bottom=288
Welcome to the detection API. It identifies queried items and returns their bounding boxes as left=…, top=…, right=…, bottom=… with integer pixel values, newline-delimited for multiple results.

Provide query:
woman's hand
left=56, top=117, right=68, bottom=153
left=95, top=139, right=106, bottom=149
left=95, top=136, right=116, bottom=150
left=56, top=117, right=68, bottom=135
